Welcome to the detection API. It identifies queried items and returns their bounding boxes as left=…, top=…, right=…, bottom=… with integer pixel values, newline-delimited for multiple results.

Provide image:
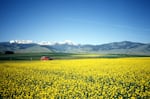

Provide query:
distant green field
left=0, top=53, right=150, bottom=60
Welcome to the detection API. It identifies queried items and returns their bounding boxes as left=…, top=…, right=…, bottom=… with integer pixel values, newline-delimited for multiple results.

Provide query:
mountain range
left=0, top=40, right=150, bottom=55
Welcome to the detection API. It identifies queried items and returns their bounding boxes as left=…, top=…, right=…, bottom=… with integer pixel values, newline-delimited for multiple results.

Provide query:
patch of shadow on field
left=0, top=95, right=3, bottom=99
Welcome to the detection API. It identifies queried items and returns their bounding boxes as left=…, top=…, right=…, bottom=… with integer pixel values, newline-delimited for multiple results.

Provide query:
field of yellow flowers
left=0, top=58, right=150, bottom=98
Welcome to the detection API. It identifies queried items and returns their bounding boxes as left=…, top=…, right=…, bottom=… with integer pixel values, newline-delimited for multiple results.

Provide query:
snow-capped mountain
left=1, top=40, right=150, bottom=55
left=37, top=41, right=53, bottom=45
left=9, top=40, right=78, bottom=46
left=54, top=40, right=78, bottom=45
left=10, top=40, right=33, bottom=44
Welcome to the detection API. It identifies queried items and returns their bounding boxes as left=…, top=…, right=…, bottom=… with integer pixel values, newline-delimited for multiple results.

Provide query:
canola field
left=0, top=58, right=150, bottom=99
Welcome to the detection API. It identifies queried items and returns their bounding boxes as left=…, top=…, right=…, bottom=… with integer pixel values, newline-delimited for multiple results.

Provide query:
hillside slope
left=0, top=41, right=150, bottom=55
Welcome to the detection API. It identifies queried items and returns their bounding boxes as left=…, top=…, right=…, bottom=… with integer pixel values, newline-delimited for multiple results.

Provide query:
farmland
left=0, top=52, right=149, bottom=60
left=0, top=58, right=150, bottom=98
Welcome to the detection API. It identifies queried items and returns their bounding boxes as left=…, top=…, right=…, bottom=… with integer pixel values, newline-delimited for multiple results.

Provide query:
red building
left=40, top=56, right=49, bottom=60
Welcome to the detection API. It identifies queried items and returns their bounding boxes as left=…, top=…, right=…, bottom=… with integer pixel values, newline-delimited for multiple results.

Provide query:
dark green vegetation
left=0, top=53, right=150, bottom=60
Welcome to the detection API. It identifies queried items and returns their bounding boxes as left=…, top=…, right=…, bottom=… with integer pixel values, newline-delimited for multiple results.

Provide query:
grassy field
left=0, top=53, right=102, bottom=60
left=0, top=58, right=150, bottom=98
left=0, top=52, right=149, bottom=60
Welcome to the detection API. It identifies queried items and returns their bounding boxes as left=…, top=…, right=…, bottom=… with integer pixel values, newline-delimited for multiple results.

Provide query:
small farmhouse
left=40, top=56, right=53, bottom=60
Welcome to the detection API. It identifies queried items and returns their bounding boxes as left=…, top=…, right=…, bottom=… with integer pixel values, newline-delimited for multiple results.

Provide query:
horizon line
left=0, top=40, right=149, bottom=45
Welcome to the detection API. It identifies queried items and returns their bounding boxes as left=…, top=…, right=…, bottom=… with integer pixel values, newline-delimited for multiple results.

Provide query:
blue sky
left=0, top=0, right=150, bottom=44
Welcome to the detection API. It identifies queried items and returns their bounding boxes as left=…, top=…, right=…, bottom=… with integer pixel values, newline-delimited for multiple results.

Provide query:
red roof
left=41, top=56, right=49, bottom=60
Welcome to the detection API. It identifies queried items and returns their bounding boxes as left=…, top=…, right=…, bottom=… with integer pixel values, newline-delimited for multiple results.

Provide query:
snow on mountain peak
left=57, top=40, right=78, bottom=45
left=10, top=40, right=33, bottom=44
left=9, top=40, right=78, bottom=46
left=37, top=41, right=53, bottom=45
